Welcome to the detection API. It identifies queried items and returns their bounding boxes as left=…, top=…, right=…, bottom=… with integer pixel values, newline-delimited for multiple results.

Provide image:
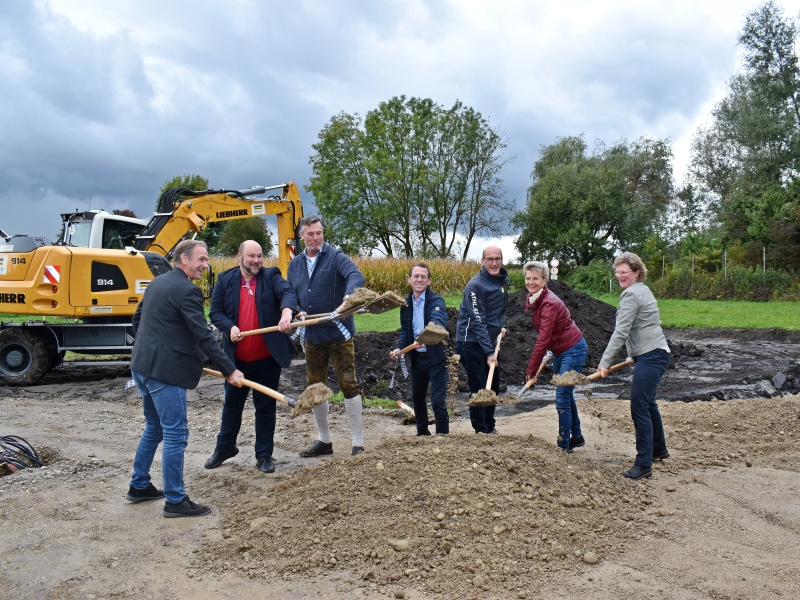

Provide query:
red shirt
left=234, top=276, right=271, bottom=362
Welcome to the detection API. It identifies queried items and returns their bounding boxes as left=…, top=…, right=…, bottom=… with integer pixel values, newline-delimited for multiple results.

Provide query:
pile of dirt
left=200, top=433, right=665, bottom=598
left=282, top=281, right=623, bottom=400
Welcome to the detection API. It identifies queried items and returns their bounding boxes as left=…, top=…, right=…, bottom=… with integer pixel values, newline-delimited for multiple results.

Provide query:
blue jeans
left=215, top=356, right=281, bottom=459
left=552, top=338, right=588, bottom=450
left=457, top=341, right=498, bottom=434
left=409, top=351, right=449, bottom=435
left=129, top=371, right=189, bottom=504
left=630, top=348, right=671, bottom=467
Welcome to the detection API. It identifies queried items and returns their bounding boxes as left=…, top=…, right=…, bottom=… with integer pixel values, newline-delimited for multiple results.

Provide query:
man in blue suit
left=391, top=263, right=449, bottom=435
left=205, top=240, right=297, bottom=474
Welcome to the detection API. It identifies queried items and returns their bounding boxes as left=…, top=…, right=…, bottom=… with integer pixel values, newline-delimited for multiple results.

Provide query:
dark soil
left=279, top=281, right=800, bottom=411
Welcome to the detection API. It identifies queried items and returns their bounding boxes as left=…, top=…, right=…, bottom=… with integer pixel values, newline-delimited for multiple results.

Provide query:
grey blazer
left=131, top=268, right=236, bottom=389
left=600, top=281, right=668, bottom=368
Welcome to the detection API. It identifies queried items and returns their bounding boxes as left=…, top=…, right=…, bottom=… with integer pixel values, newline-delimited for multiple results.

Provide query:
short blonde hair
left=523, top=260, right=549, bottom=281
left=614, top=252, right=647, bottom=282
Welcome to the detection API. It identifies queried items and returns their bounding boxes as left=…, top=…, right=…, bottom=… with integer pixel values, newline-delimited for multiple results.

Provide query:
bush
left=651, top=265, right=800, bottom=301
left=565, top=260, right=615, bottom=295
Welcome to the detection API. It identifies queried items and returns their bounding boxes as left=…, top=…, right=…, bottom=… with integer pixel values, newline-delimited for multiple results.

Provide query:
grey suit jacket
left=600, top=281, right=668, bottom=368
left=131, top=268, right=236, bottom=389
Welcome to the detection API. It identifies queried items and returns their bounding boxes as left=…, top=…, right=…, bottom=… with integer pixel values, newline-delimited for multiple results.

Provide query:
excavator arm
left=133, top=182, right=303, bottom=276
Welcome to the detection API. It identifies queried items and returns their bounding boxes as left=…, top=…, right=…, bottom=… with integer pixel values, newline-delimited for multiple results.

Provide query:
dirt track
left=2, top=282, right=800, bottom=598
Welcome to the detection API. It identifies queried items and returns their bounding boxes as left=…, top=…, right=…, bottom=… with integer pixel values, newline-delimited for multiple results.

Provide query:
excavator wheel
left=0, top=328, right=51, bottom=386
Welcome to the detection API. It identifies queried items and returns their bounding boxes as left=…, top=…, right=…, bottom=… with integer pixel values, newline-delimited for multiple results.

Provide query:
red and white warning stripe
left=43, top=265, right=61, bottom=284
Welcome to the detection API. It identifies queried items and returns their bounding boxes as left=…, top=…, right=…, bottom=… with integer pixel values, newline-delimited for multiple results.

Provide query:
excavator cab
left=61, top=211, right=148, bottom=249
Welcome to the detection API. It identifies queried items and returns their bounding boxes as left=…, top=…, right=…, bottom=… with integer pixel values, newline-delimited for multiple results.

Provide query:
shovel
left=549, top=358, right=635, bottom=387
left=202, top=368, right=332, bottom=418
left=467, top=333, right=504, bottom=407
left=239, top=290, right=407, bottom=339
left=517, top=352, right=553, bottom=398
left=388, top=322, right=450, bottom=360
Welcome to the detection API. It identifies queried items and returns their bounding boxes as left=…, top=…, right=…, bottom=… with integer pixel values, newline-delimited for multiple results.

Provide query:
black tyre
left=0, top=328, right=51, bottom=386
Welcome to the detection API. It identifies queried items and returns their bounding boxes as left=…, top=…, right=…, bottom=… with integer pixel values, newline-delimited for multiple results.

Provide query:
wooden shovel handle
left=202, top=368, right=290, bottom=405
left=390, top=342, right=417, bottom=359
left=484, top=333, right=503, bottom=390
left=521, top=353, right=553, bottom=393
left=587, top=358, right=634, bottom=381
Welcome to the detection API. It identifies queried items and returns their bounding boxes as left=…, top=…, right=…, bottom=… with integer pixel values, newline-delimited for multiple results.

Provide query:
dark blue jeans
left=630, top=348, right=671, bottom=467
left=409, top=351, right=449, bottom=435
left=215, top=356, right=281, bottom=460
left=457, top=341, right=498, bottom=434
left=552, top=337, right=588, bottom=450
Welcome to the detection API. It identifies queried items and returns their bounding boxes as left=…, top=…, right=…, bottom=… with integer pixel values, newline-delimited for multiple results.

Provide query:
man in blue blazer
left=128, top=239, right=243, bottom=518
left=205, top=240, right=297, bottom=474
left=391, top=263, right=449, bottom=435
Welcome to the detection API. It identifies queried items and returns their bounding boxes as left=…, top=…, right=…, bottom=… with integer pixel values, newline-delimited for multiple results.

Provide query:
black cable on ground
left=0, top=435, right=42, bottom=471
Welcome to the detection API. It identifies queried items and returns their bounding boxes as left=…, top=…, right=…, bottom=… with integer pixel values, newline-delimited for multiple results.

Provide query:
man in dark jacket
left=204, top=240, right=297, bottom=474
left=287, top=216, right=367, bottom=456
left=127, top=239, right=243, bottom=518
left=391, top=263, right=449, bottom=435
left=455, top=246, right=508, bottom=434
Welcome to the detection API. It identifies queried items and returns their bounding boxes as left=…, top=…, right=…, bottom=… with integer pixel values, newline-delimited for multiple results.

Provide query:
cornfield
left=202, top=256, right=484, bottom=296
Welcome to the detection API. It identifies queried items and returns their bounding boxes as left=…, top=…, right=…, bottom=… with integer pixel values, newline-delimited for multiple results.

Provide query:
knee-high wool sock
left=312, top=400, right=331, bottom=444
left=344, top=394, right=364, bottom=448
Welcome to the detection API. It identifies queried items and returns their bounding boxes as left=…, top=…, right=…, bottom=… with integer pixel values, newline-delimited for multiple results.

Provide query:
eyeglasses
left=615, top=270, right=634, bottom=276
left=484, top=257, right=503, bottom=263
left=242, top=283, right=254, bottom=297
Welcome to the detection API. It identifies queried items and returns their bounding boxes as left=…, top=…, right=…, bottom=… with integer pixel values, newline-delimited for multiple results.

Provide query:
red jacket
left=526, top=287, right=584, bottom=377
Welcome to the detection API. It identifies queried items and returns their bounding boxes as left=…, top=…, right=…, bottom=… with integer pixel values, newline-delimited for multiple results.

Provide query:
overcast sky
left=3, top=0, right=800, bottom=260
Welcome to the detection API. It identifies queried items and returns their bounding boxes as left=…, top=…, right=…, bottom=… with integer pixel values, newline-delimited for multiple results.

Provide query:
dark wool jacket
left=132, top=268, right=235, bottom=389
left=209, top=266, right=297, bottom=368
left=287, top=243, right=366, bottom=344
left=525, top=286, right=584, bottom=377
left=397, top=288, right=448, bottom=367
left=455, top=267, right=509, bottom=356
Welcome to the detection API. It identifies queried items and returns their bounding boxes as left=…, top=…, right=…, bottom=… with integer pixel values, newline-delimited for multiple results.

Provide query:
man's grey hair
left=298, top=215, right=325, bottom=234
left=173, top=239, right=208, bottom=265
left=523, top=260, right=549, bottom=281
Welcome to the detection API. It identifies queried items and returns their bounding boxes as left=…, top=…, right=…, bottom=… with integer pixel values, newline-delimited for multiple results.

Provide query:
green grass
left=354, top=295, right=463, bottom=333
left=590, top=294, right=800, bottom=330
left=328, top=391, right=398, bottom=409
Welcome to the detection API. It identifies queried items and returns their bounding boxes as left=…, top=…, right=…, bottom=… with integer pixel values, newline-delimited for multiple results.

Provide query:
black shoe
left=204, top=447, right=239, bottom=469
left=622, top=465, right=652, bottom=480
left=257, top=456, right=275, bottom=473
left=569, top=435, right=586, bottom=450
left=488, top=428, right=498, bottom=434
left=299, top=440, right=333, bottom=457
left=653, top=451, right=670, bottom=460
left=560, top=446, right=573, bottom=454
left=415, top=431, right=431, bottom=437
left=125, top=483, right=164, bottom=503
left=351, top=446, right=365, bottom=456
left=163, top=496, right=212, bottom=518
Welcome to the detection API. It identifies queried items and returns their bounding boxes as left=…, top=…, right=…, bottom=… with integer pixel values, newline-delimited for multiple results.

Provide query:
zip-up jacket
left=397, top=288, right=448, bottom=367
left=287, top=242, right=366, bottom=344
left=455, top=267, right=508, bottom=356
left=525, top=286, right=584, bottom=377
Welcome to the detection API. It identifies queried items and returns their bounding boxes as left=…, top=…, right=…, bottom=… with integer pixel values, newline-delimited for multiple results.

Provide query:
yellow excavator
left=0, top=182, right=303, bottom=385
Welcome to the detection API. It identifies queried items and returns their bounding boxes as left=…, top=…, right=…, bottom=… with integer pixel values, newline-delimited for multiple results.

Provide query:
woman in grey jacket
left=598, top=252, right=671, bottom=480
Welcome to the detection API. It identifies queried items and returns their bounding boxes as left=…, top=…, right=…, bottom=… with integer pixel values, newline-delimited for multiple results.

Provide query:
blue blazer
left=209, top=266, right=297, bottom=368
left=397, top=288, right=448, bottom=367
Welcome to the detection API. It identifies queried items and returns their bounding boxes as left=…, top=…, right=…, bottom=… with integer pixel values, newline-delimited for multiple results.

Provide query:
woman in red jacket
left=524, top=261, right=588, bottom=453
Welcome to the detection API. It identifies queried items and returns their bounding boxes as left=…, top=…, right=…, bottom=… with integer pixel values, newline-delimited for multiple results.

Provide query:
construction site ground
left=1, top=283, right=799, bottom=599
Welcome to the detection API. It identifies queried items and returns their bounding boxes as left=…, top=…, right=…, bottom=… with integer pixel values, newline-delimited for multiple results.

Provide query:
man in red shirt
left=205, top=240, right=297, bottom=473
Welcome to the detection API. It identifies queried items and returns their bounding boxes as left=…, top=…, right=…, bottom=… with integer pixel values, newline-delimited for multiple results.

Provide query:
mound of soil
left=201, top=433, right=660, bottom=598
left=282, top=281, right=623, bottom=401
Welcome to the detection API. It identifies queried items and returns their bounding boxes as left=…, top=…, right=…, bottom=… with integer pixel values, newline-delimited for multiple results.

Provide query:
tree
left=112, top=208, right=139, bottom=218
left=158, top=173, right=227, bottom=251
left=689, top=1, right=800, bottom=269
left=307, top=96, right=512, bottom=259
left=217, top=218, right=273, bottom=257
left=512, top=136, right=674, bottom=266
